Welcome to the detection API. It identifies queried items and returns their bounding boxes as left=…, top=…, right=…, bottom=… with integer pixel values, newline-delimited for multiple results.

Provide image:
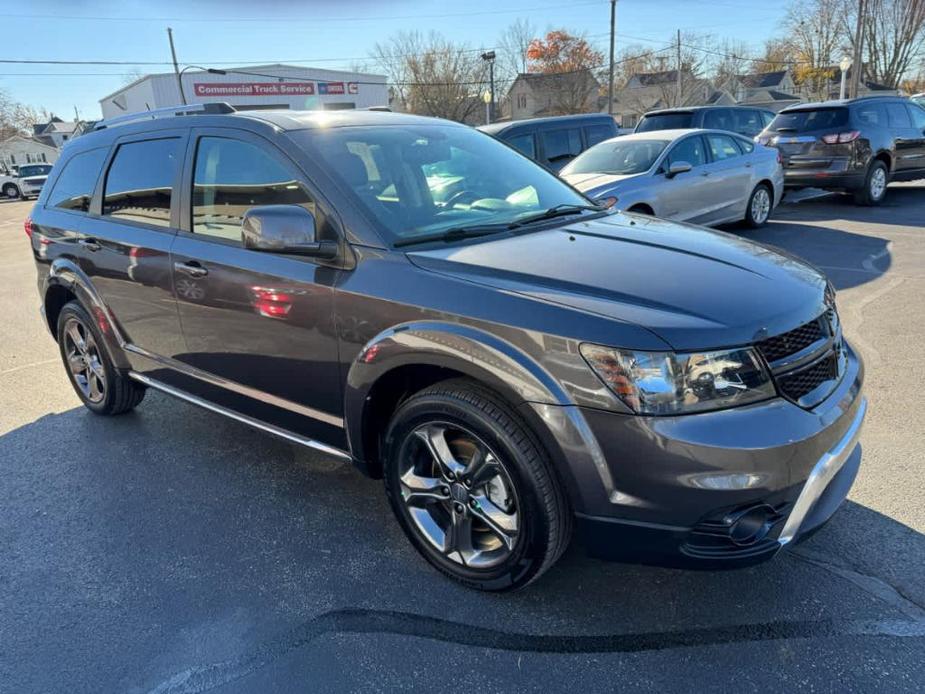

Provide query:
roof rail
left=93, top=102, right=236, bottom=131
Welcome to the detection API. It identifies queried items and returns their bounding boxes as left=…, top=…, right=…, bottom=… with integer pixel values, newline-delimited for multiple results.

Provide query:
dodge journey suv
left=28, top=104, right=866, bottom=591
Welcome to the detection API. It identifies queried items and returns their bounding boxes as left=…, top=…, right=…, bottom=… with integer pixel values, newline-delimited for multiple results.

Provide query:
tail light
left=821, top=131, right=860, bottom=144
left=24, top=217, right=34, bottom=239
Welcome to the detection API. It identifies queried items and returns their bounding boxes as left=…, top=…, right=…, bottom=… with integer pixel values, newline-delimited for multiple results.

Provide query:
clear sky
left=2, top=0, right=787, bottom=120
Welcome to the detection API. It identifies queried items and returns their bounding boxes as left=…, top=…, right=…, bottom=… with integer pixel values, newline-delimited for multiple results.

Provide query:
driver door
left=169, top=127, right=345, bottom=447
left=654, top=134, right=716, bottom=223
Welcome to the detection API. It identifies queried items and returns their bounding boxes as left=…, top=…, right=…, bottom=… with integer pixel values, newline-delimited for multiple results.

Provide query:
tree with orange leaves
left=526, top=30, right=604, bottom=74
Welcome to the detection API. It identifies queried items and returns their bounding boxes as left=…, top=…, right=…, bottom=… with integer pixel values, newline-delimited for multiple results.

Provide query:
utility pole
left=676, top=29, right=682, bottom=107
left=167, top=28, right=185, bottom=105
left=481, top=51, right=496, bottom=123
left=849, top=0, right=866, bottom=99
left=607, top=0, right=617, bottom=116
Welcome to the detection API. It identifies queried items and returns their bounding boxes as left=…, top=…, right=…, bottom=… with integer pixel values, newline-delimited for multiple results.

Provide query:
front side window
left=562, top=139, right=669, bottom=176
left=297, top=124, right=591, bottom=246
left=732, top=109, right=761, bottom=135
left=706, top=134, right=741, bottom=161
left=666, top=136, right=706, bottom=168
left=908, top=104, right=925, bottom=130
left=103, top=138, right=181, bottom=228
left=46, top=148, right=107, bottom=213
left=541, top=128, right=582, bottom=165
left=192, top=137, right=317, bottom=241
left=702, top=109, right=734, bottom=131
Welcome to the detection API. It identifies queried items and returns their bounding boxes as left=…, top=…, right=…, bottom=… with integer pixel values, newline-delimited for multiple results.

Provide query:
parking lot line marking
left=0, top=358, right=58, bottom=377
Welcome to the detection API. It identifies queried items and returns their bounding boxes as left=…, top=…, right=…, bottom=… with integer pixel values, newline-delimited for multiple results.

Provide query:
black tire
left=2, top=183, right=20, bottom=199
left=383, top=378, right=571, bottom=591
left=743, top=183, right=773, bottom=228
left=56, top=301, right=145, bottom=415
left=852, top=160, right=888, bottom=206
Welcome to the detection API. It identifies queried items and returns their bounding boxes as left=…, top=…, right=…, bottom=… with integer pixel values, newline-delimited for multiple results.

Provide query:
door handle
left=78, top=238, right=101, bottom=252
left=174, top=261, right=208, bottom=278
left=700, top=171, right=711, bottom=177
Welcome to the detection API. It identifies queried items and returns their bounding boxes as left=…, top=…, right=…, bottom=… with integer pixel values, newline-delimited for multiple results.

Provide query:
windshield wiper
left=393, top=224, right=510, bottom=248
left=507, top=203, right=606, bottom=229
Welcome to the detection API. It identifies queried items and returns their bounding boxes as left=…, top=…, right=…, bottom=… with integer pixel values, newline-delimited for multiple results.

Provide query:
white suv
left=2, top=163, right=54, bottom=199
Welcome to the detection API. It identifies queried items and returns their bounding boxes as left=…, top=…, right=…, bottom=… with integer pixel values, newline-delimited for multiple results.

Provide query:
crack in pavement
left=143, top=609, right=925, bottom=694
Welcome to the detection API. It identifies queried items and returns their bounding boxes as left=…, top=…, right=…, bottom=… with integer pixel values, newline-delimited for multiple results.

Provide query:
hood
left=561, top=172, right=640, bottom=193
left=407, top=212, right=827, bottom=351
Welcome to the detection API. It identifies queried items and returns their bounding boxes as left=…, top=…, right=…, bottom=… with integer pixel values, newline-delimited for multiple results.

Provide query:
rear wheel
left=383, top=379, right=571, bottom=591
left=2, top=183, right=20, bottom=199
left=853, top=160, right=888, bottom=206
left=56, top=301, right=145, bottom=415
left=744, top=183, right=773, bottom=228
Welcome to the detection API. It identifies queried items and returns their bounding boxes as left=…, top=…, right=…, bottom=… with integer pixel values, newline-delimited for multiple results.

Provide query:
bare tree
left=753, top=38, right=800, bottom=72
left=498, top=18, right=536, bottom=78
left=781, top=0, right=848, bottom=99
left=0, top=89, right=46, bottom=141
left=712, top=38, right=754, bottom=85
left=372, top=32, right=487, bottom=123
left=841, top=0, right=925, bottom=88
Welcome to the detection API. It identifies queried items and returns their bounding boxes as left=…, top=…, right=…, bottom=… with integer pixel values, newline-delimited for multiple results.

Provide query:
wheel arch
left=873, top=150, right=892, bottom=172
left=626, top=202, right=655, bottom=216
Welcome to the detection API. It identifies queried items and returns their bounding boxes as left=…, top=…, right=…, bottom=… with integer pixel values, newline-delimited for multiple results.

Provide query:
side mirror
left=241, top=205, right=338, bottom=259
left=666, top=161, right=692, bottom=178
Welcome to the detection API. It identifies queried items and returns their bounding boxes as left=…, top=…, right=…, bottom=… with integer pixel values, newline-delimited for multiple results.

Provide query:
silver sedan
left=560, top=128, right=784, bottom=227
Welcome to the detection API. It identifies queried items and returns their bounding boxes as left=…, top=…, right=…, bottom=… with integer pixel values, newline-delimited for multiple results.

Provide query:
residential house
left=609, top=69, right=715, bottom=128
left=506, top=70, right=600, bottom=120
left=723, top=70, right=801, bottom=112
left=32, top=116, right=78, bottom=148
left=0, top=135, right=59, bottom=170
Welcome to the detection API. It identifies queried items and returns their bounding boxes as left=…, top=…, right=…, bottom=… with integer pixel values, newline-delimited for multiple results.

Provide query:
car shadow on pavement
left=3, top=400, right=924, bottom=692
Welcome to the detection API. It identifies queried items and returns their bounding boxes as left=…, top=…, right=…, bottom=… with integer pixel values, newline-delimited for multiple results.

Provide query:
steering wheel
left=443, top=190, right=481, bottom=207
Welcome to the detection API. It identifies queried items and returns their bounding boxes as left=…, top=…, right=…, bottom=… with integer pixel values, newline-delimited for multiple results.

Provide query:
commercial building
left=99, top=64, right=389, bottom=119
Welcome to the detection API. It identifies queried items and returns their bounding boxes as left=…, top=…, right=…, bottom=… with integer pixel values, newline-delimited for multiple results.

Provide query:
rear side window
left=103, top=138, right=181, bottom=228
left=855, top=102, right=886, bottom=126
left=732, top=109, right=762, bottom=135
left=769, top=108, right=848, bottom=132
left=504, top=133, right=536, bottom=159
left=636, top=113, right=693, bottom=132
left=885, top=102, right=912, bottom=128
left=702, top=109, right=734, bottom=131
left=584, top=124, right=615, bottom=147
left=541, top=128, right=582, bottom=165
left=706, top=134, right=741, bottom=161
left=192, top=136, right=317, bottom=241
left=46, top=148, right=107, bottom=213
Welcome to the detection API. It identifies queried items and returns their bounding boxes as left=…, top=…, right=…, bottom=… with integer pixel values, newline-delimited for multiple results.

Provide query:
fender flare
left=44, top=258, right=132, bottom=370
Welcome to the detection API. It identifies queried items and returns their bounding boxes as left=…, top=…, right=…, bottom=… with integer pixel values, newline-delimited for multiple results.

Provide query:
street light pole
left=481, top=51, right=496, bottom=123
left=839, top=56, right=852, bottom=100
left=608, top=0, right=617, bottom=116
left=177, top=66, right=228, bottom=104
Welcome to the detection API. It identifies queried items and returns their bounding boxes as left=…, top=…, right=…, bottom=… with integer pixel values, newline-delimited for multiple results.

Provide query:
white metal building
left=99, top=64, right=389, bottom=119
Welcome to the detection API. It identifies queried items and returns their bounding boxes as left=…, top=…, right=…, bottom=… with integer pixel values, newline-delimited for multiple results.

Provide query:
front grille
left=777, top=352, right=839, bottom=402
left=757, top=319, right=824, bottom=362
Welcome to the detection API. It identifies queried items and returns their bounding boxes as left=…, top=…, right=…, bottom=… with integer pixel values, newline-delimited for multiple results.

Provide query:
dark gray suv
left=28, top=104, right=866, bottom=591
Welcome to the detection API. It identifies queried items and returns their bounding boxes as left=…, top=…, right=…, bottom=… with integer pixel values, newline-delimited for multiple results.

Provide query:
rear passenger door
left=538, top=127, right=583, bottom=171
left=168, top=128, right=344, bottom=447
left=901, top=103, right=925, bottom=177
left=885, top=102, right=920, bottom=175
left=83, top=132, right=187, bottom=360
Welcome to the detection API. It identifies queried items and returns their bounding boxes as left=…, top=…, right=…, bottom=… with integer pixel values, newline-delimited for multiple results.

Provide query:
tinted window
left=736, top=137, right=755, bottom=153
left=541, top=128, right=582, bottom=165
left=46, top=148, right=107, bottom=213
left=761, top=111, right=775, bottom=127
left=769, top=108, right=848, bottom=132
left=505, top=133, right=536, bottom=159
left=908, top=104, right=925, bottom=130
left=732, top=109, right=762, bottom=136
left=885, top=102, right=912, bottom=128
left=18, top=164, right=53, bottom=177
left=192, top=137, right=317, bottom=241
left=584, top=123, right=615, bottom=147
left=666, top=136, right=706, bottom=168
left=562, top=139, right=669, bottom=176
left=707, top=134, right=742, bottom=161
left=636, top=113, right=693, bottom=132
left=702, top=109, right=734, bottom=131
left=103, top=138, right=180, bottom=227
left=855, top=102, right=886, bottom=126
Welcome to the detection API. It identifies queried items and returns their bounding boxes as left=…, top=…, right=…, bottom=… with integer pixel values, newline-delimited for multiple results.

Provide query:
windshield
left=768, top=108, right=848, bottom=133
left=562, top=139, right=669, bottom=175
left=18, top=164, right=52, bottom=177
left=636, top=113, right=693, bottom=132
left=298, top=124, right=591, bottom=246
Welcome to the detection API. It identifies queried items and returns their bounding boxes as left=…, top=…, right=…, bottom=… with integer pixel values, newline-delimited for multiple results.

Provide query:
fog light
left=727, top=504, right=776, bottom=546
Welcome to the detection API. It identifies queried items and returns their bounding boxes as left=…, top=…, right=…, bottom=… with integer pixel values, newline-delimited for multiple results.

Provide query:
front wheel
left=853, top=160, right=888, bottom=206
left=743, top=183, right=773, bottom=228
left=383, top=379, right=571, bottom=591
left=2, top=183, right=20, bottom=199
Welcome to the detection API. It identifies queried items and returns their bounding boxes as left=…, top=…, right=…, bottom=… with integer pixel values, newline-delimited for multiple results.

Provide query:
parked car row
left=1, top=162, right=53, bottom=200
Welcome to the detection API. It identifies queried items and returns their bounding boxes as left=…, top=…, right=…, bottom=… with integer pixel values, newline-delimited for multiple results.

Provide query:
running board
left=128, top=372, right=353, bottom=462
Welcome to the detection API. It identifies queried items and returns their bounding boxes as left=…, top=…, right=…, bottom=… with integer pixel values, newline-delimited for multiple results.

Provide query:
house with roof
left=609, top=68, right=717, bottom=128
left=0, top=134, right=59, bottom=170
left=506, top=70, right=601, bottom=120
left=722, top=70, right=801, bottom=112
left=32, top=116, right=78, bottom=148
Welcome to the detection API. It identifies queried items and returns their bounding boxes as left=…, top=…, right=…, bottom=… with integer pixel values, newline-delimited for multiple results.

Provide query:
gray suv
left=28, top=104, right=866, bottom=591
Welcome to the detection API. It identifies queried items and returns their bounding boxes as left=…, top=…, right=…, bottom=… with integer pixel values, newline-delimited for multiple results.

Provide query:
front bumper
left=555, top=342, right=866, bottom=569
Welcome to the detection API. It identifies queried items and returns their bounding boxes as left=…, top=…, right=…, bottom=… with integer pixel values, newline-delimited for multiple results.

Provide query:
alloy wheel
left=63, top=317, right=107, bottom=403
left=870, top=167, right=886, bottom=200
left=751, top=187, right=771, bottom=224
left=398, top=422, right=520, bottom=568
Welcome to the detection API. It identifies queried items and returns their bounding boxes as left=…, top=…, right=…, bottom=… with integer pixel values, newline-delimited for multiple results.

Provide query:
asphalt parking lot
left=2, top=188, right=924, bottom=693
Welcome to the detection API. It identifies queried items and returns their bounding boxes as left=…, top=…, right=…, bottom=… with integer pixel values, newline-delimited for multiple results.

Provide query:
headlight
left=580, top=344, right=775, bottom=415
